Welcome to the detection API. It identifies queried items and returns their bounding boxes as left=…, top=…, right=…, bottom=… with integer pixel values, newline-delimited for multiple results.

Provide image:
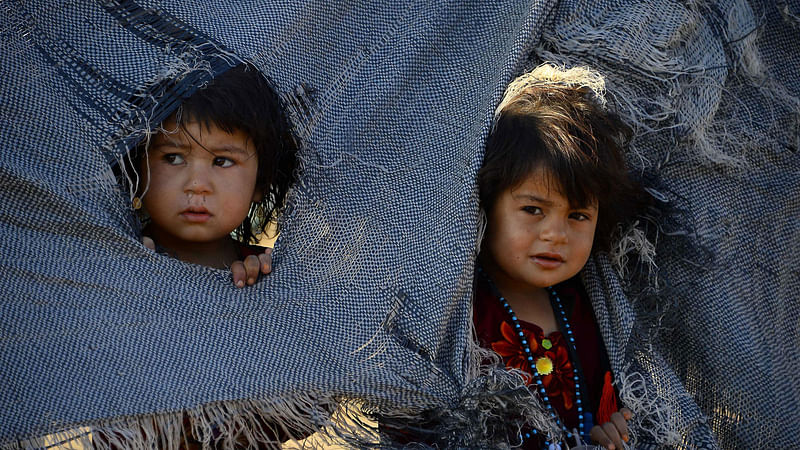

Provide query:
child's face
left=482, top=169, right=597, bottom=293
left=140, top=119, right=261, bottom=250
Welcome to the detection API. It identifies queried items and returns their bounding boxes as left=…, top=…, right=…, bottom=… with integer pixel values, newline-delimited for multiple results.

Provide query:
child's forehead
left=150, top=118, right=255, bottom=156
left=517, top=167, right=562, bottom=190
left=513, top=166, right=598, bottom=207
left=157, top=115, right=228, bottom=136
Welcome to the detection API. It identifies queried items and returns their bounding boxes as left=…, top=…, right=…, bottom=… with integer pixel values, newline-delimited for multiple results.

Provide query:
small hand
left=231, top=247, right=273, bottom=288
left=590, top=408, right=632, bottom=450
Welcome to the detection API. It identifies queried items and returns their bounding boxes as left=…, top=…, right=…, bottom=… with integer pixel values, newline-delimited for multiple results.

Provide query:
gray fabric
left=1, top=0, right=797, bottom=448
left=541, top=1, right=800, bottom=448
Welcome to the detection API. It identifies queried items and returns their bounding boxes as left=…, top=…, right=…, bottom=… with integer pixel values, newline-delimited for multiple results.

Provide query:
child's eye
left=523, top=206, right=543, bottom=215
left=570, top=212, right=591, bottom=221
left=213, top=157, right=234, bottom=168
left=163, top=154, right=184, bottom=165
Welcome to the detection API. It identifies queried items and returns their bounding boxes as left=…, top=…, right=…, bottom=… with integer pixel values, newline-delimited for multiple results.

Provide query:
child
left=475, top=64, right=644, bottom=449
left=110, top=62, right=302, bottom=446
left=131, top=62, right=297, bottom=287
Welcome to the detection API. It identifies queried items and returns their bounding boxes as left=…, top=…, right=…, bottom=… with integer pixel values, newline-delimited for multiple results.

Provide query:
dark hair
left=134, top=62, right=298, bottom=244
left=478, top=66, right=642, bottom=252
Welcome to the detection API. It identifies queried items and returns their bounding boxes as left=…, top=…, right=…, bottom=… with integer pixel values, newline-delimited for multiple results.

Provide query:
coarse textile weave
left=0, top=0, right=797, bottom=448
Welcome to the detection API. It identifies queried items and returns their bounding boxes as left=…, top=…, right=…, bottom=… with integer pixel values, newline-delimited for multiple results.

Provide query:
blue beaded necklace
left=478, top=267, right=591, bottom=448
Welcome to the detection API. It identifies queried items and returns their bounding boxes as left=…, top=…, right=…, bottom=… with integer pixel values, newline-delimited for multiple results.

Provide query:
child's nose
left=540, top=216, right=568, bottom=243
left=184, top=164, right=213, bottom=194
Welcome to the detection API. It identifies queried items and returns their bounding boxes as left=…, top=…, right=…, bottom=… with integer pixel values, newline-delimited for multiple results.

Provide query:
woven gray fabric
left=535, top=0, right=800, bottom=448
left=0, top=0, right=797, bottom=449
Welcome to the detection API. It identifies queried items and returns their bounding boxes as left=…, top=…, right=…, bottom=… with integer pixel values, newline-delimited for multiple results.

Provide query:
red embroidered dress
left=473, top=275, right=617, bottom=446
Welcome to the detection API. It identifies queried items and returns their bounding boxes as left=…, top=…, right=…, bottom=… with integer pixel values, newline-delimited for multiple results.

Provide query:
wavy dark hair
left=478, top=64, right=644, bottom=252
left=132, top=62, right=298, bottom=244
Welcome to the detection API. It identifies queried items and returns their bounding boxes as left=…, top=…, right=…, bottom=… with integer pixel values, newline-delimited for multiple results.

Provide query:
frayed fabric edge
left=378, top=363, right=565, bottom=449
left=615, top=360, right=720, bottom=450
left=443, top=300, right=567, bottom=448
left=370, top=314, right=567, bottom=448
left=5, top=377, right=561, bottom=450
left=615, top=366, right=683, bottom=448
left=5, top=393, right=365, bottom=450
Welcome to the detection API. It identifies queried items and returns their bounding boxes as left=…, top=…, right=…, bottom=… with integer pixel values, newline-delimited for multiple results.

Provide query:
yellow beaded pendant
left=535, top=356, right=554, bottom=375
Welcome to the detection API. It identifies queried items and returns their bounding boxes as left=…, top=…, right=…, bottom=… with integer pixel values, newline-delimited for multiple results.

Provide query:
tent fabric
left=1, top=0, right=797, bottom=448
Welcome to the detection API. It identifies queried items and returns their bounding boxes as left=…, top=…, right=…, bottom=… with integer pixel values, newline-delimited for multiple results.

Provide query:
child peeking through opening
left=129, top=62, right=297, bottom=288
left=474, top=64, right=646, bottom=449
left=115, top=62, right=306, bottom=447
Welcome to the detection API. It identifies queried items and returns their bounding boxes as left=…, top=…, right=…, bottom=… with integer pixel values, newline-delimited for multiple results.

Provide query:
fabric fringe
left=365, top=300, right=567, bottom=448
left=615, top=366, right=683, bottom=448
left=610, top=220, right=658, bottom=287
left=536, top=0, right=800, bottom=171
left=7, top=375, right=561, bottom=450
left=778, top=0, right=800, bottom=29
left=378, top=364, right=564, bottom=449
left=6, top=393, right=345, bottom=450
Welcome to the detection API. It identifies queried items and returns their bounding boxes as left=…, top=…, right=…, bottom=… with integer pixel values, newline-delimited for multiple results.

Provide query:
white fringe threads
left=615, top=364, right=684, bottom=447
left=611, top=220, right=658, bottom=286
left=8, top=393, right=354, bottom=450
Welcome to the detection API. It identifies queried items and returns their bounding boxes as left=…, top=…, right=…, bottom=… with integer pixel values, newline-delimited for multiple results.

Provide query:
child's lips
left=531, top=252, right=564, bottom=269
left=180, top=207, right=211, bottom=223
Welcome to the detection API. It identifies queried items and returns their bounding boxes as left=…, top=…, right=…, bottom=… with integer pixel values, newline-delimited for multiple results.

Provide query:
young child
left=475, top=64, right=643, bottom=449
left=131, top=62, right=297, bottom=287
left=108, top=62, right=301, bottom=446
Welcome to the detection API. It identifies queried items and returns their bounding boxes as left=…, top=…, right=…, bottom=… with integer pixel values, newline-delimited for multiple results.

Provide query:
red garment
left=473, top=275, right=615, bottom=441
